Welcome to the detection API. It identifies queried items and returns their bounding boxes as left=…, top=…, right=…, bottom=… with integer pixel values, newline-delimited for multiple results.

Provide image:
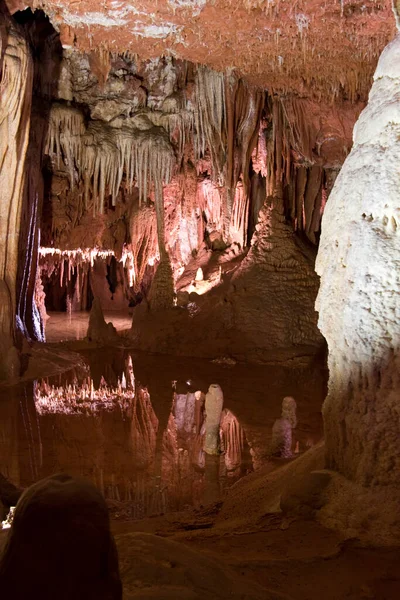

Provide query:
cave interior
left=0, top=1, right=399, bottom=598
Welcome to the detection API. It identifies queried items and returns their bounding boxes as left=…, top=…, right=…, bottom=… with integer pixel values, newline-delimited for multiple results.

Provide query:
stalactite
left=154, top=177, right=166, bottom=260
left=194, top=65, right=227, bottom=183
left=46, top=104, right=175, bottom=215
left=45, top=104, right=85, bottom=187
left=229, top=183, right=249, bottom=249
left=160, top=110, right=193, bottom=165
left=130, top=204, right=158, bottom=293
left=304, top=166, right=323, bottom=243
left=263, top=96, right=327, bottom=243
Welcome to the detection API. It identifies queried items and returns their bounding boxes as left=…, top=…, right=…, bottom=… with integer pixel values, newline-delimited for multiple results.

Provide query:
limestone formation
left=204, top=383, right=224, bottom=455
left=282, top=396, right=297, bottom=429
left=270, top=417, right=292, bottom=459
left=0, top=16, right=33, bottom=379
left=316, top=33, right=400, bottom=486
left=0, top=473, right=122, bottom=599
left=229, top=195, right=323, bottom=362
left=86, top=297, right=119, bottom=344
left=147, top=258, right=175, bottom=311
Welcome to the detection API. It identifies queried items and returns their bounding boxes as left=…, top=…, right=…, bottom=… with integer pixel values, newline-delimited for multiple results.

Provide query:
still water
left=0, top=349, right=325, bottom=519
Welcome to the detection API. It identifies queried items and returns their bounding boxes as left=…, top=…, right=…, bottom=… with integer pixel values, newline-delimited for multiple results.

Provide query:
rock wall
left=316, top=34, right=400, bottom=486
left=15, top=11, right=63, bottom=343
left=0, top=10, right=33, bottom=379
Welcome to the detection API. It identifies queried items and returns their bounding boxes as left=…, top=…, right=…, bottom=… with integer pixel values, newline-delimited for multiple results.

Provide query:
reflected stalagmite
left=220, top=409, right=245, bottom=473
left=270, top=417, right=292, bottom=459
left=282, top=396, right=297, bottom=429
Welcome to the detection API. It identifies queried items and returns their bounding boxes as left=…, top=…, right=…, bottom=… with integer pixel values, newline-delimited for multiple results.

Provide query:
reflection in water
left=0, top=350, right=325, bottom=519
left=1, top=355, right=253, bottom=519
left=35, top=356, right=135, bottom=415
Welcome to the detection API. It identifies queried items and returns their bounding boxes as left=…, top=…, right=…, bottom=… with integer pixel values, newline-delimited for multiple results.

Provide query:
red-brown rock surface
left=6, top=0, right=395, bottom=100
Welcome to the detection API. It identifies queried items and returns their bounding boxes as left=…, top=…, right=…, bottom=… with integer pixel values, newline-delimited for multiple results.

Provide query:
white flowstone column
left=316, top=33, right=400, bottom=486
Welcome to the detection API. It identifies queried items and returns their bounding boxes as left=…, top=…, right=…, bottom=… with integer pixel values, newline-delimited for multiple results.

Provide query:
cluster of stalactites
left=39, top=246, right=136, bottom=288
left=251, top=96, right=326, bottom=244
left=194, top=66, right=264, bottom=241
left=159, top=111, right=194, bottom=165
left=194, top=65, right=227, bottom=183
left=45, top=104, right=85, bottom=187
left=45, top=104, right=175, bottom=215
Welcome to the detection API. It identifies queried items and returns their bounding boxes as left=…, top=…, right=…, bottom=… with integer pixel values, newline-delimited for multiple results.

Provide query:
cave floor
left=110, top=509, right=400, bottom=600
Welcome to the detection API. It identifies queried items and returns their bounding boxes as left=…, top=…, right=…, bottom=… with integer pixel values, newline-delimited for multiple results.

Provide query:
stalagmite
left=229, top=194, right=323, bottom=360
left=86, top=297, right=118, bottom=344
left=316, top=31, right=400, bottom=486
left=147, top=258, right=175, bottom=311
left=195, top=267, right=204, bottom=282
left=203, top=384, right=224, bottom=455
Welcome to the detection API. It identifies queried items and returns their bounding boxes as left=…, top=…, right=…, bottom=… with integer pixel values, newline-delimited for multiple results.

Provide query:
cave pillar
left=0, top=16, right=33, bottom=379
left=315, top=33, right=400, bottom=486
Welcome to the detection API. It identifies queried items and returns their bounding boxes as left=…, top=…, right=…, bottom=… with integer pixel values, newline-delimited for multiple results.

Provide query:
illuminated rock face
left=0, top=16, right=33, bottom=379
left=316, top=33, right=400, bottom=486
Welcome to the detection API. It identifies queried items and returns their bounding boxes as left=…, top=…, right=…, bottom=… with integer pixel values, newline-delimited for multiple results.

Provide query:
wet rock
left=90, top=99, right=131, bottom=121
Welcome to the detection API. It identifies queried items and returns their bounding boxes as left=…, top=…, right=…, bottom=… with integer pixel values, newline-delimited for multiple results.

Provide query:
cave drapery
left=0, top=8, right=33, bottom=379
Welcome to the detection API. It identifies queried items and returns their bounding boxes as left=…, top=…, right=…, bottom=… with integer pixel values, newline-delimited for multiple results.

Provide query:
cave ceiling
left=6, top=0, right=396, bottom=101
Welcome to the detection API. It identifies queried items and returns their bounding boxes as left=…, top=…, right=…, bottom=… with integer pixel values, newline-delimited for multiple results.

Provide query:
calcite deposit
left=316, top=31, right=400, bottom=487
left=0, top=15, right=33, bottom=378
